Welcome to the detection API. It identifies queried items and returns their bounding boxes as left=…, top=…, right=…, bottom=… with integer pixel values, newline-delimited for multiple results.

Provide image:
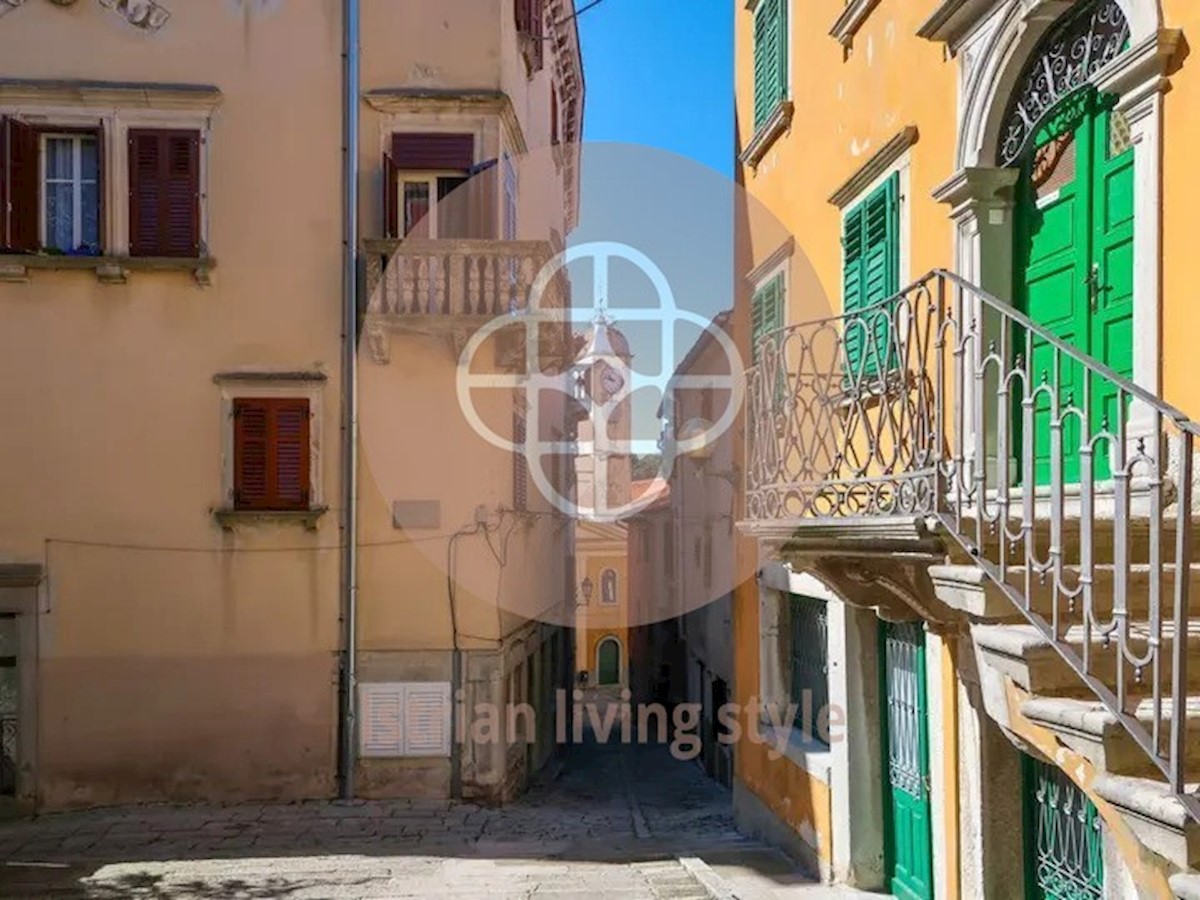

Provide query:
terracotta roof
left=630, top=478, right=671, bottom=511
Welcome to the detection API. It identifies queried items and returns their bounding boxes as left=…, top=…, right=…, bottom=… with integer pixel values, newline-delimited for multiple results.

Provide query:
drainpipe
left=337, top=0, right=361, bottom=802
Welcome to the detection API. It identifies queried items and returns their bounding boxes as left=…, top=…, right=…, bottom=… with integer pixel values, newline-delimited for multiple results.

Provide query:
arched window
left=596, top=636, right=621, bottom=685
left=600, top=568, right=618, bottom=605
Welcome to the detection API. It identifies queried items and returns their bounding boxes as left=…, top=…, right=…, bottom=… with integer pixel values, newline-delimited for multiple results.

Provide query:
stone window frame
left=212, top=371, right=328, bottom=530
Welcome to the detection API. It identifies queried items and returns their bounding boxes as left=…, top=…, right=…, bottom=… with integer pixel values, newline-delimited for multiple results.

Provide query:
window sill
left=0, top=254, right=216, bottom=286
left=213, top=507, right=328, bottom=532
left=830, top=0, right=884, bottom=49
left=740, top=101, right=794, bottom=169
left=758, top=722, right=833, bottom=784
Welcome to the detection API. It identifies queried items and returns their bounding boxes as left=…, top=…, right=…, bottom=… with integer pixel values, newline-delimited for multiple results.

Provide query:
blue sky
left=577, top=0, right=733, bottom=176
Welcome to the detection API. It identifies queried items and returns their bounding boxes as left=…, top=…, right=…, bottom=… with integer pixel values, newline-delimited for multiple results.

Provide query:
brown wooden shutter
left=273, top=399, right=310, bottom=509
left=6, top=117, right=38, bottom=253
left=551, top=86, right=560, bottom=146
left=233, top=398, right=311, bottom=511
left=234, top=399, right=271, bottom=510
left=391, top=133, right=474, bottom=171
left=128, top=128, right=200, bottom=258
left=383, top=152, right=399, bottom=238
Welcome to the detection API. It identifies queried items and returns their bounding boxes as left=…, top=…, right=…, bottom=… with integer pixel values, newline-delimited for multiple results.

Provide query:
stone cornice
left=917, top=0, right=1000, bottom=49
left=738, top=100, right=793, bottom=169
left=830, top=0, right=884, bottom=49
left=1095, top=28, right=1184, bottom=114
left=827, top=125, right=919, bottom=208
left=363, top=88, right=528, bottom=155
left=0, top=78, right=221, bottom=111
left=931, top=166, right=1019, bottom=213
left=744, top=237, right=794, bottom=286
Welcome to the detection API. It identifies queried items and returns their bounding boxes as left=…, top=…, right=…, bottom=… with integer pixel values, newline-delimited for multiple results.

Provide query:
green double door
left=881, top=621, right=934, bottom=900
left=1016, top=88, right=1134, bottom=485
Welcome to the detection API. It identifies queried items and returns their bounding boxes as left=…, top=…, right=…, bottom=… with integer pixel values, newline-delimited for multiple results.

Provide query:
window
left=753, top=0, right=788, bottom=131
left=41, top=133, right=101, bottom=254
left=600, top=568, right=618, bottom=605
left=513, top=413, right=528, bottom=511
left=232, top=397, right=311, bottom=511
left=1, top=118, right=102, bottom=255
left=785, top=593, right=829, bottom=739
left=842, top=172, right=900, bottom=378
left=128, top=128, right=201, bottom=258
left=384, top=133, right=481, bottom=239
left=515, top=0, right=546, bottom=72
left=551, top=85, right=560, bottom=146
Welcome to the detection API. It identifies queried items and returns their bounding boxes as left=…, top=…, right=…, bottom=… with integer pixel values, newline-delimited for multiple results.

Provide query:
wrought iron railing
left=747, top=269, right=1200, bottom=804
left=362, top=238, right=553, bottom=318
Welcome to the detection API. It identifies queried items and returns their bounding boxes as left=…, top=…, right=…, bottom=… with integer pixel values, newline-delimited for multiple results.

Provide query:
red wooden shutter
left=273, top=399, right=310, bottom=509
left=0, top=117, right=7, bottom=249
left=233, top=398, right=311, bottom=511
left=234, top=399, right=271, bottom=509
left=6, top=117, right=38, bottom=253
left=128, top=128, right=200, bottom=258
left=383, top=152, right=399, bottom=238
left=391, top=133, right=474, bottom=171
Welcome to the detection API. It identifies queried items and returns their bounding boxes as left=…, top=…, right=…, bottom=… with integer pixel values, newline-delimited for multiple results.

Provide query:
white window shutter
left=358, top=682, right=451, bottom=758
left=359, top=683, right=404, bottom=757
left=403, top=682, right=452, bottom=757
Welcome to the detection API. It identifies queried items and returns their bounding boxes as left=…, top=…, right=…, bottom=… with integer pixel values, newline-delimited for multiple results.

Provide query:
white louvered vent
left=358, top=682, right=451, bottom=758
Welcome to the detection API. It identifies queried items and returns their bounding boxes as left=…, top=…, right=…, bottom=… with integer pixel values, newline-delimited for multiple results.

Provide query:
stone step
left=931, top=563, right=1190, bottom=622
left=1171, top=871, right=1200, bottom=899
left=1020, top=695, right=1200, bottom=778
left=972, top=618, right=1200, bottom=696
left=1094, top=774, right=1200, bottom=870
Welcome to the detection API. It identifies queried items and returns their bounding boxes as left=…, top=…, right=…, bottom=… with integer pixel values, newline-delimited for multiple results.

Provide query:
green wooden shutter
left=843, top=173, right=899, bottom=379
left=753, top=0, right=787, bottom=131
left=842, top=204, right=866, bottom=376
left=751, top=273, right=784, bottom=364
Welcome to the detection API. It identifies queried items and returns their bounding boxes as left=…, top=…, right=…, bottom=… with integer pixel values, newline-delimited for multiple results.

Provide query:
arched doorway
left=596, top=636, right=621, bottom=685
left=1006, top=1, right=1135, bottom=482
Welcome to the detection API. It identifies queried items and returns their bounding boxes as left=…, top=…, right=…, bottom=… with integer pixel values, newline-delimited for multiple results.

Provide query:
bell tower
left=573, top=316, right=633, bottom=518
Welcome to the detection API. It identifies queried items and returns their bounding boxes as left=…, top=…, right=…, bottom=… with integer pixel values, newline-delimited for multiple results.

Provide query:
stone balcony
left=360, top=238, right=570, bottom=365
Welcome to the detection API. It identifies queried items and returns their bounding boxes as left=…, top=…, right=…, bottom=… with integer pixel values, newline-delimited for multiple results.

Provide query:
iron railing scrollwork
left=746, top=269, right=1200, bottom=806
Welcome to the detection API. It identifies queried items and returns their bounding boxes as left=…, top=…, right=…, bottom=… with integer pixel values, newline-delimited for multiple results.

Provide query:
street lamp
left=579, top=576, right=593, bottom=605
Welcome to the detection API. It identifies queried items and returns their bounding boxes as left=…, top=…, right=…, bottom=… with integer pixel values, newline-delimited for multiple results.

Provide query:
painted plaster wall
left=0, top=0, right=344, bottom=808
left=731, top=569, right=833, bottom=872
left=0, top=0, right=577, bottom=808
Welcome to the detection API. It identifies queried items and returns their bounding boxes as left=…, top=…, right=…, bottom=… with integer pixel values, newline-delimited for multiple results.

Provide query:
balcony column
left=933, top=168, right=1020, bottom=487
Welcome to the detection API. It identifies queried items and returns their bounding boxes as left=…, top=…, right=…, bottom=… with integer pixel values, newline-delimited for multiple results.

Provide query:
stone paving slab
left=0, top=741, right=865, bottom=898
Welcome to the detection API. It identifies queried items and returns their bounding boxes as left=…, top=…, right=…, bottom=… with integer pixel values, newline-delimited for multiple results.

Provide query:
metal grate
left=1025, top=755, right=1104, bottom=899
left=788, top=594, right=829, bottom=738
left=884, top=622, right=927, bottom=800
left=1109, top=109, right=1133, bottom=158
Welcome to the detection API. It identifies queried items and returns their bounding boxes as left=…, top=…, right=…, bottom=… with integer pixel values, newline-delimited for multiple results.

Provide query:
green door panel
left=597, top=638, right=619, bottom=685
left=1015, top=89, right=1134, bottom=485
left=881, top=621, right=933, bottom=900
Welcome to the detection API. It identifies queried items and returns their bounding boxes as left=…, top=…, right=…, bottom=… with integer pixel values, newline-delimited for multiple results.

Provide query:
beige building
left=0, top=0, right=582, bottom=812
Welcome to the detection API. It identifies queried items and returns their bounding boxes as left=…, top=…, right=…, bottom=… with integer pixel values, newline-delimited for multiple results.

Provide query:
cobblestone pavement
left=0, top=739, right=875, bottom=898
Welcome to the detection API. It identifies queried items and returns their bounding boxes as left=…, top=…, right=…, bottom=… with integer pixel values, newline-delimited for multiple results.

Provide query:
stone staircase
left=930, top=520, right=1200, bottom=892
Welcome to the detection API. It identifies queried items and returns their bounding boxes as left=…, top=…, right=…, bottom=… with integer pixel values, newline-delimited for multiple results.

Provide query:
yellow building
left=735, top=0, right=1200, bottom=896
left=0, top=0, right=582, bottom=812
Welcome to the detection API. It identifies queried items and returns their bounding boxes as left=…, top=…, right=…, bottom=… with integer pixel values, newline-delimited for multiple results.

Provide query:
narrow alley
left=0, top=739, right=867, bottom=899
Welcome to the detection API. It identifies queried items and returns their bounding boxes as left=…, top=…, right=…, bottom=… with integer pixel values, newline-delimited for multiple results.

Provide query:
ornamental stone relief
left=0, top=0, right=171, bottom=31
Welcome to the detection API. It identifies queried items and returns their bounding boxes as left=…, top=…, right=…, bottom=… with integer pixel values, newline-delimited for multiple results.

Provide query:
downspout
left=337, top=0, right=361, bottom=802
